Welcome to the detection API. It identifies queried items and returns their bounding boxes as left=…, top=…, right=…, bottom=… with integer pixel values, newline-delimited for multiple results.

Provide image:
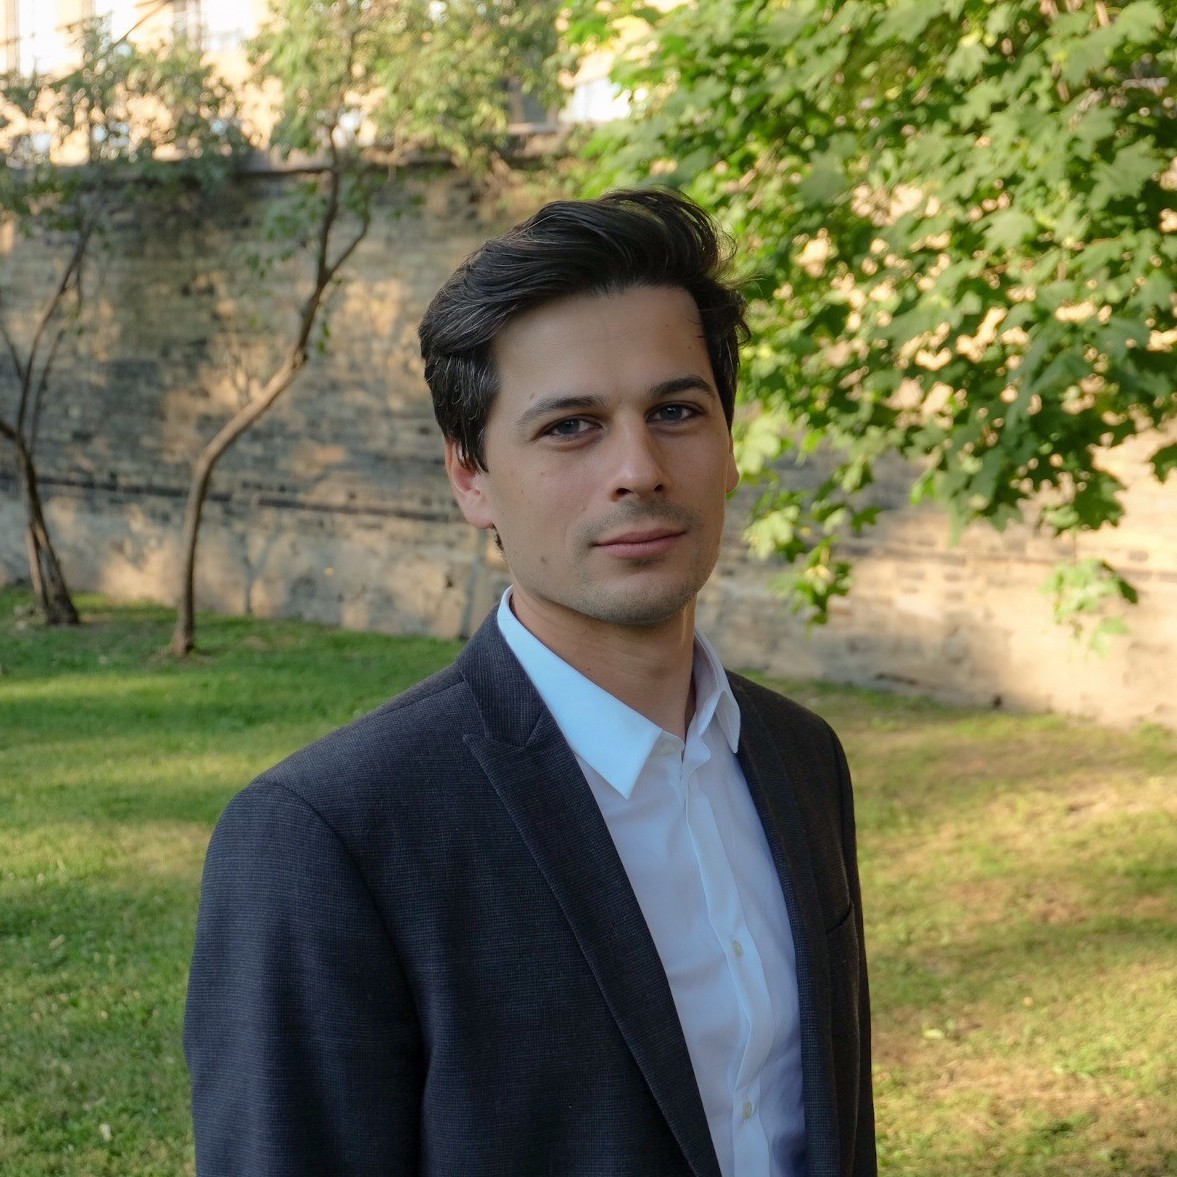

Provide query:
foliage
left=575, top=0, right=1177, bottom=623
left=256, top=0, right=563, bottom=171
left=1042, top=555, right=1139, bottom=651
left=0, top=20, right=244, bottom=624
left=247, top=0, right=566, bottom=286
left=0, top=20, right=244, bottom=250
left=3, top=587, right=1176, bottom=1174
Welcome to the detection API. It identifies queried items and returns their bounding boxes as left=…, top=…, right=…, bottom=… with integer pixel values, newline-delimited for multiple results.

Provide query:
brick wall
left=2, top=169, right=1174, bottom=728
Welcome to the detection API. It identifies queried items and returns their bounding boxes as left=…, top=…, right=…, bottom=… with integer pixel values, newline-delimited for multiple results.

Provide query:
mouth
left=593, top=529, right=686, bottom=559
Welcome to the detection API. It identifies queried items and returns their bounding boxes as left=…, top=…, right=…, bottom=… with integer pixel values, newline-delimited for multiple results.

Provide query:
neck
left=509, top=591, right=698, bottom=738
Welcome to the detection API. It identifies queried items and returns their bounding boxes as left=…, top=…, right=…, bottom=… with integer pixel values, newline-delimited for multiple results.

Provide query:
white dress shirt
left=496, top=590, right=805, bottom=1177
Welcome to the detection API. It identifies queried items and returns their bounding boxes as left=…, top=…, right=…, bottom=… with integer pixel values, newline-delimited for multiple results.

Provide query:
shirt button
left=732, top=938, right=744, bottom=958
left=742, top=1100, right=754, bottom=1121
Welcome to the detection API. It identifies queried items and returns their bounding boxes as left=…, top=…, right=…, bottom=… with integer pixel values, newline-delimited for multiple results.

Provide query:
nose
left=610, top=421, right=667, bottom=499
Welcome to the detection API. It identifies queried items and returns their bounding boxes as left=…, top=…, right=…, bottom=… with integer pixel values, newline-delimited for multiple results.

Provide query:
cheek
left=498, top=456, right=595, bottom=536
left=498, top=480, right=566, bottom=538
left=534, top=463, right=593, bottom=510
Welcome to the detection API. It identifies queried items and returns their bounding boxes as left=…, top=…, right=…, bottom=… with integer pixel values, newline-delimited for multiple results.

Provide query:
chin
left=577, top=581, right=703, bottom=629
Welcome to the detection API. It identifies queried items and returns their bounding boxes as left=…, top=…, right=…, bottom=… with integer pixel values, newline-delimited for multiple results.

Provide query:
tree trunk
left=8, top=432, right=79, bottom=625
left=169, top=448, right=213, bottom=656
left=169, top=350, right=308, bottom=656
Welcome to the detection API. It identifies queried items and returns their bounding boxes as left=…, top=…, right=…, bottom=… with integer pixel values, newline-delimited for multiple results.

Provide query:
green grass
left=2, top=586, right=1175, bottom=1175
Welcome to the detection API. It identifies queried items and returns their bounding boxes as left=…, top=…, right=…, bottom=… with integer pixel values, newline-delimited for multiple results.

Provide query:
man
left=185, top=189, right=875, bottom=1177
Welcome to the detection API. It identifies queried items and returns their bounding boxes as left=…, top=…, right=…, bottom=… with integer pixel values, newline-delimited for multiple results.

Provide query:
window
left=171, top=0, right=202, bottom=46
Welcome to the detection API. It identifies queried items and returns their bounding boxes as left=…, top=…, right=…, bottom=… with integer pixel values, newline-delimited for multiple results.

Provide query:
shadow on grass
left=2, top=630, right=461, bottom=770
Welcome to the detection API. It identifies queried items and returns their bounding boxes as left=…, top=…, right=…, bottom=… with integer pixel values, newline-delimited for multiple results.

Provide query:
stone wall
left=1, top=169, right=1174, bottom=729
left=703, top=438, right=1177, bottom=730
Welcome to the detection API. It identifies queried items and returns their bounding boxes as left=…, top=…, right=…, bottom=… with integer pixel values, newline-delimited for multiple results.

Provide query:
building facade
left=0, top=0, right=261, bottom=74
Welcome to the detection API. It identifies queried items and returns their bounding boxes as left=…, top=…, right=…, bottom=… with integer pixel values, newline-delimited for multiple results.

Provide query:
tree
left=0, top=19, right=243, bottom=624
left=574, top=0, right=1177, bottom=631
left=170, top=0, right=568, bottom=655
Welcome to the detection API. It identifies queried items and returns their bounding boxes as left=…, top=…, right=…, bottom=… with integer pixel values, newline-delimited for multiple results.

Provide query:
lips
left=594, top=528, right=686, bottom=558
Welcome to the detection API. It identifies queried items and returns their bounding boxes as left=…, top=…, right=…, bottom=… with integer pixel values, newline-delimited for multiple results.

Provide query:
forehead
left=490, top=285, right=712, bottom=399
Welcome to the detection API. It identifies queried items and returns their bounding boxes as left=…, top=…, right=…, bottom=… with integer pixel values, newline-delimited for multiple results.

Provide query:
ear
left=725, top=439, right=740, bottom=496
left=445, top=438, right=496, bottom=530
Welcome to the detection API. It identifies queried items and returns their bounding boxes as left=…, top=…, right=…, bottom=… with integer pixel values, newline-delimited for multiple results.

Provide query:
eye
left=544, top=417, right=592, bottom=438
left=650, top=403, right=699, bottom=424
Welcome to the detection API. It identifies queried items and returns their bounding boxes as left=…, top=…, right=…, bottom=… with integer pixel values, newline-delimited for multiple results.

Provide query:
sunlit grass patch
left=813, top=679, right=1177, bottom=1176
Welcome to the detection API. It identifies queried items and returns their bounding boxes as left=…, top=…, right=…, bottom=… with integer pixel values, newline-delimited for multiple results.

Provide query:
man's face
left=446, top=284, right=739, bottom=641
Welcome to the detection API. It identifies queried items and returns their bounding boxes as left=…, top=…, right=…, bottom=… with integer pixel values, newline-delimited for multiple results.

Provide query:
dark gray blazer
left=185, top=613, right=875, bottom=1176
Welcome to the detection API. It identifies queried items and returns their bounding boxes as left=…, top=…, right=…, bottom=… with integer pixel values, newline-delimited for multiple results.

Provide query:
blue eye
left=547, top=418, right=588, bottom=436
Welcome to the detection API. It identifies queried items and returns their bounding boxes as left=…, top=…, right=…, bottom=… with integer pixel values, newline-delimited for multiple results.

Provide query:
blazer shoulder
left=237, top=658, right=485, bottom=822
left=225, top=613, right=537, bottom=836
left=300, top=654, right=473, bottom=749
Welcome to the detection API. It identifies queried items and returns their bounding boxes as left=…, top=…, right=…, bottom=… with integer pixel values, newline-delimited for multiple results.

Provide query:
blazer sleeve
left=184, top=779, right=423, bottom=1177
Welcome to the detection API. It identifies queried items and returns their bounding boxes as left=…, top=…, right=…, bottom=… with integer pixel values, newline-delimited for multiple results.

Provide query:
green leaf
left=1102, top=316, right=1152, bottom=362
left=983, top=208, right=1038, bottom=252
left=945, top=35, right=988, bottom=84
left=797, top=149, right=847, bottom=207
left=956, top=78, right=1007, bottom=126
left=874, top=0, right=941, bottom=44
left=1089, top=140, right=1161, bottom=210
left=1042, top=558, right=1137, bottom=648
left=1058, top=1, right=1164, bottom=86
left=1070, top=103, right=1117, bottom=157
left=1151, top=443, right=1177, bottom=483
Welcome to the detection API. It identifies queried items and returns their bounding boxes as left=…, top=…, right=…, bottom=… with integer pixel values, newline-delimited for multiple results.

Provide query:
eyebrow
left=513, top=375, right=718, bottom=434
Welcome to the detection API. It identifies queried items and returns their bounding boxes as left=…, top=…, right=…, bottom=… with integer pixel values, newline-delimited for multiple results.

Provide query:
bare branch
left=19, top=214, right=93, bottom=432
left=29, top=319, right=71, bottom=452
left=0, top=305, right=31, bottom=395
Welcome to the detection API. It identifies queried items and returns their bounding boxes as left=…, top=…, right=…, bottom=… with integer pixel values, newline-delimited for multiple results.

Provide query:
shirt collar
left=496, top=589, right=740, bottom=800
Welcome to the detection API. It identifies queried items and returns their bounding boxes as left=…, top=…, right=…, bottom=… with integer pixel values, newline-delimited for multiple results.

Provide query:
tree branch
left=0, top=308, right=31, bottom=396
left=19, top=215, right=92, bottom=433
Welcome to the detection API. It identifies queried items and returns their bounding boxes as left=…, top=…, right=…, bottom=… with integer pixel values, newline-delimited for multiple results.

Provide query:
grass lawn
left=1, top=586, right=1174, bottom=1175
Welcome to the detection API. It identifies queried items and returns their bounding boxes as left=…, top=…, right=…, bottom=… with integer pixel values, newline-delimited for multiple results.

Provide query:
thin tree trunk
left=3, top=426, right=79, bottom=625
left=169, top=350, right=308, bottom=656
left=170, top=447, right=213, bottom=656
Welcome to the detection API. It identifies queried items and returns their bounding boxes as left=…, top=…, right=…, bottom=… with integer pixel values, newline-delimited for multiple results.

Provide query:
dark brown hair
left=419, top=188, right=748, bottom=469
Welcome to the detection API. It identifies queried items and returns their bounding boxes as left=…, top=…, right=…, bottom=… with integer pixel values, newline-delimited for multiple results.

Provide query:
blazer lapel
left=458, top=618, right=722, bottom=1177
left=731, top=679, right=842, bottom=1177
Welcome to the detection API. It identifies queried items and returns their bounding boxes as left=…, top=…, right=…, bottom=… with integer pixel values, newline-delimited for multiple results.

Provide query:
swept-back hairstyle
left=419, top=188, right=748, bottom=469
